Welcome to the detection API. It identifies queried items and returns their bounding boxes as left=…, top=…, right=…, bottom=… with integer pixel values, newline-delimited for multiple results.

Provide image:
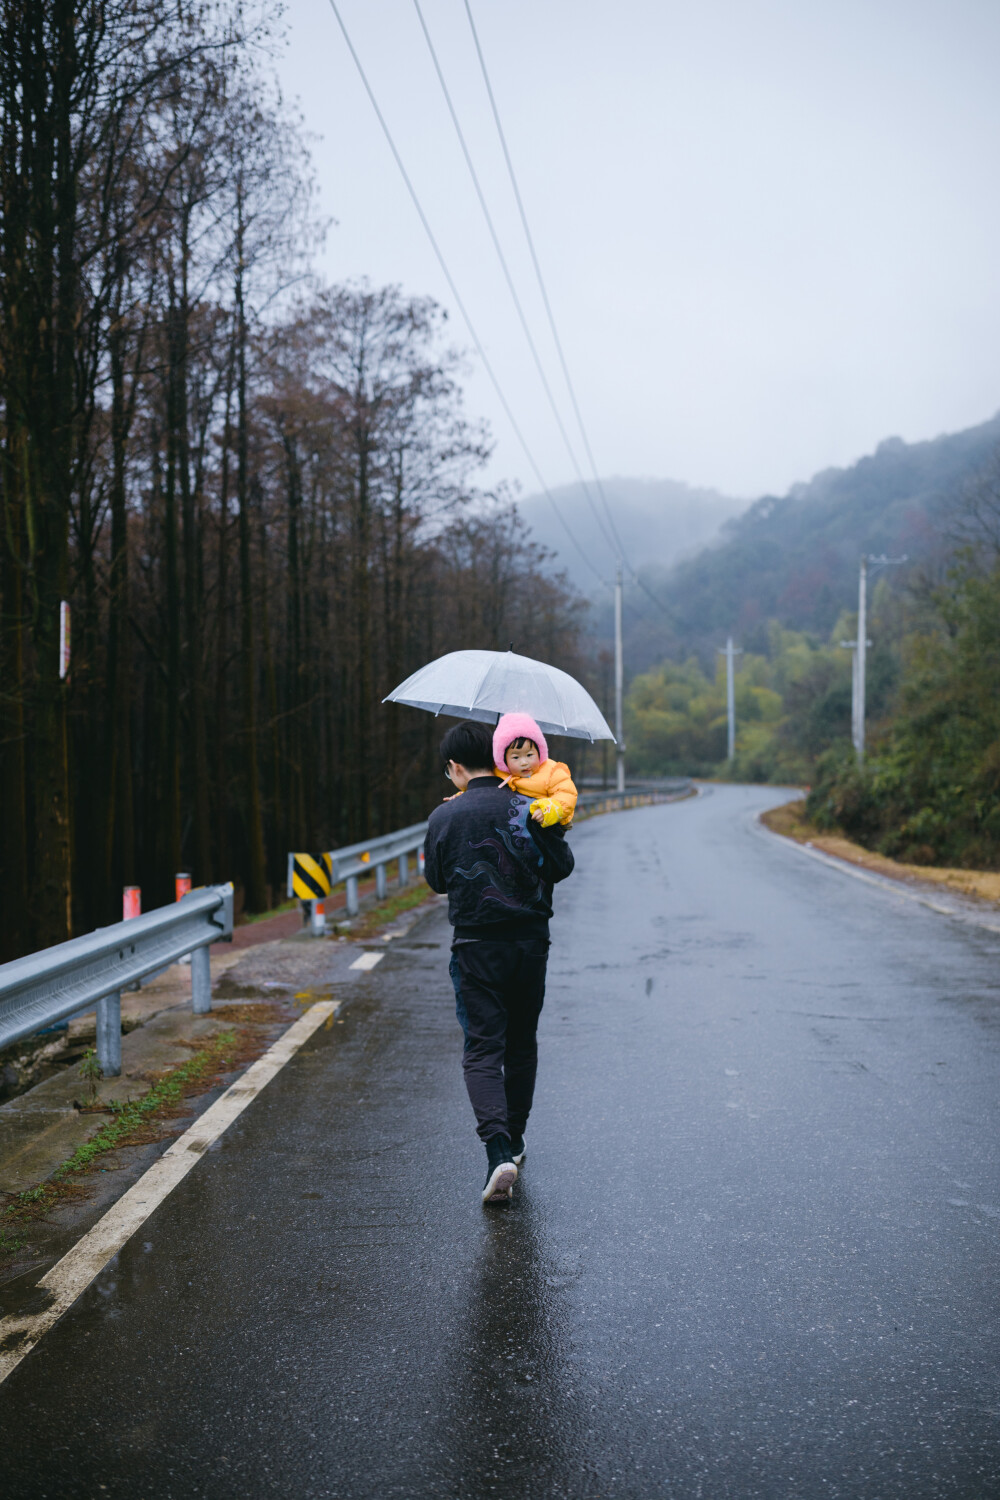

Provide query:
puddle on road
left=292, top=988, right=339, bottom=1030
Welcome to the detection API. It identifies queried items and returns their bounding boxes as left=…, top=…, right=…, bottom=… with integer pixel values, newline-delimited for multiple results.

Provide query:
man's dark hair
left=439, top=720, right=494, bottom=772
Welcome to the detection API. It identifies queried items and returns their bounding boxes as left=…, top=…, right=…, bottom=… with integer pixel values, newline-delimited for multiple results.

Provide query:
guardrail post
left=96, top=991, right=122, bottom=1077
left=176, top=872, right=192, bottom=965
left=375, top=861, right=387, bottom=901
left=191, top=943, right=212, bottom=1014
left=345, top=874, right=359, bottom=917
left=399, top=851, right=410, bottom=887
left=123, top=885, right=141, bottom=992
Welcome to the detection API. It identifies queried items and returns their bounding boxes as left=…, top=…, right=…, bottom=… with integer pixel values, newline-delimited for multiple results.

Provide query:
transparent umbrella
left=383, top=649, right=615, bottom=743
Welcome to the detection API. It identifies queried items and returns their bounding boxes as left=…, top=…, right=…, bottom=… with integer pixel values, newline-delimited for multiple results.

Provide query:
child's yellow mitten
left=529, top=797, right=562, bottom=828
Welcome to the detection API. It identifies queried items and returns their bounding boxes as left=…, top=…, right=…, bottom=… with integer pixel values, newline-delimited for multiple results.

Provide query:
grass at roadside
left=348, top=883, right=436, bottom=942
left=762, top=799, right=1000, bottom=906
left=0, top=1024, right=267, bottom=1261
left=760, top=799, right=814, bottom=843
left=238, top=899, right=298, bottom=926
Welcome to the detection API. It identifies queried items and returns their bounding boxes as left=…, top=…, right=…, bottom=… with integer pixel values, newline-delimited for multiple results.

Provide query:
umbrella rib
left=469, top=654, right=500, bottom=716
left=549, top=667, right=572, bottom=734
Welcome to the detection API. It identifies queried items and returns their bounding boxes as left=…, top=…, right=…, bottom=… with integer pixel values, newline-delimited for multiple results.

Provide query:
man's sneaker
left=509, top=1133, right=526, bottom=1166
left=482, top=1135, right=517, bottom=1204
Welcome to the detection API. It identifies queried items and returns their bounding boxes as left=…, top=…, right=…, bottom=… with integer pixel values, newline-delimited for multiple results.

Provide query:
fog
left=275, top=0, right=1000, bottom=500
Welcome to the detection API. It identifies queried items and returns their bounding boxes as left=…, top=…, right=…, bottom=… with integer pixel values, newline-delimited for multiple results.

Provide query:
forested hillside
left=613, top=416, right=1000, bottom=672
left=0, top=0, right=586, bottom=958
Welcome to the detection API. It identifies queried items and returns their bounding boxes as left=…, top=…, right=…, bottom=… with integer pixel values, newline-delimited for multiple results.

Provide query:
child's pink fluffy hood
left=493, top=713, right=548, bottom=770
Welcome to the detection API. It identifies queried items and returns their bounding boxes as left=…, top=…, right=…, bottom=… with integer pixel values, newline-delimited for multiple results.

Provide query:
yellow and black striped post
left=290, top=853, right=333, bottom=935
left=290, top=853, right=331, bottom=901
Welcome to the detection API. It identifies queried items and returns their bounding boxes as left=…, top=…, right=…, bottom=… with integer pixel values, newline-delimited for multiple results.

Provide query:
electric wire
left=412, top=0, right=618, bottom=558
left=462, top=0, right=626, bottom=553
left=462, top=0, right=674, bottom=619
left=324, top=0, right=609, bottom=589
left=633, top=571, right=674, bottom=617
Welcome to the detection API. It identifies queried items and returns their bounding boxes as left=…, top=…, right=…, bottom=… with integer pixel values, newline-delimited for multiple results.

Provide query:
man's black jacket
left=424, top=776, right=575, bottom=940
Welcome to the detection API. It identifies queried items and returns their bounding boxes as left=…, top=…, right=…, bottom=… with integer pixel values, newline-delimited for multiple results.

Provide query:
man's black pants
left=449, top=935, right=549, bottom=1143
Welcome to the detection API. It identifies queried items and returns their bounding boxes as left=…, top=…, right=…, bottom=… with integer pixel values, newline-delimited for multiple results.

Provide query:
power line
left=462, top=0, right=675, bottom=619
left=462, top=1, right=624, bottom=552
left=323, top=0, right=608, bottom=589
left=633, top=574, right=674, bottom=617
left=411, top=0, right=618, bottom=558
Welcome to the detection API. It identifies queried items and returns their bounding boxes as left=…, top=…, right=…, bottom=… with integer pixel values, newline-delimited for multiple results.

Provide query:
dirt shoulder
left=762, top=799, right=1000, bottom=909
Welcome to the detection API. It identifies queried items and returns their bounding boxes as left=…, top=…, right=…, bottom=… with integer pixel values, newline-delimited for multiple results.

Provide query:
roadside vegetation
left=627, top=463, right=1000, bottom=873
left=0, top=1024, right=265, bottom=1267
left=807, top=504, right=1000, bottom=869
left=348, top=884, right=437, bottom=942
left=625, top=615, right=898, bottom=787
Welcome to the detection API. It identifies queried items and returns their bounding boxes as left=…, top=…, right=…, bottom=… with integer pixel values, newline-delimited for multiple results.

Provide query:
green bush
left=625, top=624, right=869, bottom=784
left=807, top=555, right=1000, bottom=869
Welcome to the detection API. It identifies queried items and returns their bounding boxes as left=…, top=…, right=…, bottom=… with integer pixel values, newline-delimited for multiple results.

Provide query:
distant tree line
left=0, top=0, right=586, bottom=959
left=624, top=617, right=899, bottom=786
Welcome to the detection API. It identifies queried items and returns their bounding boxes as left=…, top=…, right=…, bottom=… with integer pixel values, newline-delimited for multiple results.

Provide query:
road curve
left=1, top=784, right=998, bottom=1498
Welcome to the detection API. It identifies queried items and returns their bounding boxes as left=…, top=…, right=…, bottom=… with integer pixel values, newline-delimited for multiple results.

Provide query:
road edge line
left=0, top=999, right=339, bottom=1388
left=755, top=814, right=1000, bottom=935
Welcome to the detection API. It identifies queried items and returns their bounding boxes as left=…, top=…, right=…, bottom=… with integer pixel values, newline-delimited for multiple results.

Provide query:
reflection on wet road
left=2, top=785, right=999, bottom=1497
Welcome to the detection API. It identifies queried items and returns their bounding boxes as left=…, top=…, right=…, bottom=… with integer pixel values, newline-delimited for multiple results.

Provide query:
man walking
left=424, top=720, right=575, bottom=1204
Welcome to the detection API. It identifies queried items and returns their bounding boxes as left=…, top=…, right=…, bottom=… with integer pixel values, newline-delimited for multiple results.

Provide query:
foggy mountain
left=581, top=414, right=1000, bottom=675
left=516, top=476, right=746, bottom=590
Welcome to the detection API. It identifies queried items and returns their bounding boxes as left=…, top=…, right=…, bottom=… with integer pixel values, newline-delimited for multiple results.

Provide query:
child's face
left=505, top=740, right=541, bottom=776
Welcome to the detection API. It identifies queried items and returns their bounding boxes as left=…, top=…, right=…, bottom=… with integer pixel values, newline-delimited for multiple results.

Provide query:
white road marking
left=757, top=815, right=1000, bottom=935
left=349, top=950, right=384, bottom=971
left=0, top=999, right=338, bottom=1387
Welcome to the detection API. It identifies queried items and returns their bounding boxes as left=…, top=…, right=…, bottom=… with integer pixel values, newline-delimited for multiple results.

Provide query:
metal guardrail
left=0, top=884, right=234, bottom=1079
left=291, top=781, right=694, bottom=927
left=288, top=824, right=429, bottom=920
left=332, top=825, right=429, bottom=917
left=576, top=779, right=693, bottom=818
left=323, top=823, right=429, bottom=882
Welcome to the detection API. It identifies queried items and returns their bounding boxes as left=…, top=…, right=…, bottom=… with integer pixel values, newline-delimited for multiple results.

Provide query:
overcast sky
left=275, top=0, right=1000, bottom=502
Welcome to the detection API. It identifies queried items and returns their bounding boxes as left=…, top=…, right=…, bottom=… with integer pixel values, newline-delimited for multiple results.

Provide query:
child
left=492, top=713, right=577, bottom=826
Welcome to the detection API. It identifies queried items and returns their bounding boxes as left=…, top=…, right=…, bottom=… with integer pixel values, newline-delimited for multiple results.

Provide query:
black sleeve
left=423, top=811, right=447, bottom=894
left=526, top=819, right=575, bottom=884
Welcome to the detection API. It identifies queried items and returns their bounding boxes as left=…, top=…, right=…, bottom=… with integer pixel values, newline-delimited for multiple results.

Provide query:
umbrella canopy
left=383, top=649, right=615, bottom=743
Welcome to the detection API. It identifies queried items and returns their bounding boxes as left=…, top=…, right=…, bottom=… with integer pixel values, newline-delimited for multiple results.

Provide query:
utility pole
left=614, top=558, right=625, bottom=793
left=716, top=636, right=742, bottom=760
left=844, top=553, right=906, bottom=763
left=856, top=554, right=868, bottom=762
left=838, top=637, right=873, bottom=756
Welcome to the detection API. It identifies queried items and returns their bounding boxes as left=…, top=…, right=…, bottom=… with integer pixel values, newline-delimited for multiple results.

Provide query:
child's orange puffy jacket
left=497, top=759, right=577, bottom=826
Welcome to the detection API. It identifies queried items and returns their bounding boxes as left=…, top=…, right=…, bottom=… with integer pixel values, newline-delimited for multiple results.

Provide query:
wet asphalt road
left=3, top=785, right=1000, bottom=1499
